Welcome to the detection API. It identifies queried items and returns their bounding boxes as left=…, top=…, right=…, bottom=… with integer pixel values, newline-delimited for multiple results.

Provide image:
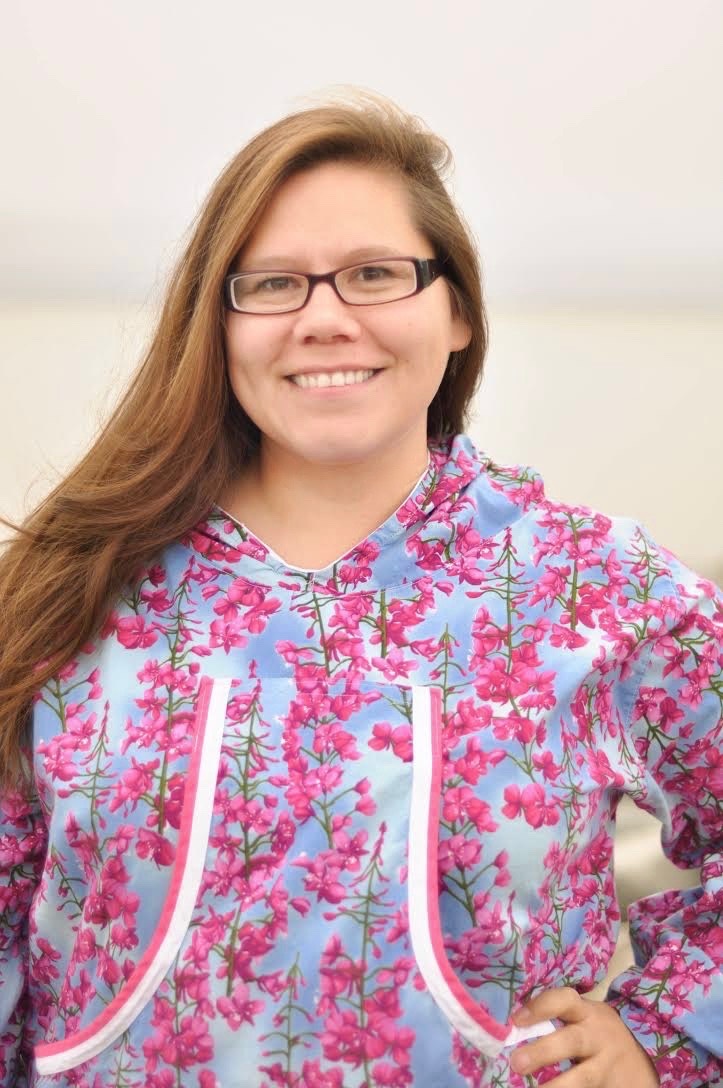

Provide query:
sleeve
left=605, top=552, right=723, bottom=1088
left=0, top=765, right=47, bottom=1086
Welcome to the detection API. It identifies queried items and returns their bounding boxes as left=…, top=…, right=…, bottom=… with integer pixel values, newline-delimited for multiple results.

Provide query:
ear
left=450, top=313, right=472, bottom=353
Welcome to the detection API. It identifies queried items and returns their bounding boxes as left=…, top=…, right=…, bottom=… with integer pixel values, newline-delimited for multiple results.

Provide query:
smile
left=288, top=369, right=378, bottom=389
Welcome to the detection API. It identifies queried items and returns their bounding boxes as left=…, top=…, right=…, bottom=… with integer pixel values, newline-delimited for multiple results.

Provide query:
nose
left=293, top=279, right=360, bottom=338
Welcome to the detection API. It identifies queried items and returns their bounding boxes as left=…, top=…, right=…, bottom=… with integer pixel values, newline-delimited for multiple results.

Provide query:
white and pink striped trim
left=407, top=684, right=556, bottom=1058
left=35, top=675, right=232, bottom=1076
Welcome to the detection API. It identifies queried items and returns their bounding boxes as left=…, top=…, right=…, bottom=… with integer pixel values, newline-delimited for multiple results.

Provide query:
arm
left=605, top=555, right=723, bottom=1087
left=0, top=765, right=48, bottom=1086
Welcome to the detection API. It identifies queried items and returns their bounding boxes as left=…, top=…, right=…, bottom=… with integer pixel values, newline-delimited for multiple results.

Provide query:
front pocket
left=34, top=676, right=232, bottom=1076
left=407, top=684, right=556, bottom=1058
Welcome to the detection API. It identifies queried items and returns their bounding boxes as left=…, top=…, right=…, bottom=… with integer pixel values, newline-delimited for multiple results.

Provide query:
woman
left=0, top=88, right=720, bottom=1088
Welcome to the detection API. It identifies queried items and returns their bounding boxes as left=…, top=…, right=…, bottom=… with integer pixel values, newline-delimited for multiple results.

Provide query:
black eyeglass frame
left=223, top=256, right=446, bottom=314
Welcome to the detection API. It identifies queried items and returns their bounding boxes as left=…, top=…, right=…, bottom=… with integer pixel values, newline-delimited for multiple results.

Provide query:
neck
left=219, top=437, right=430, bottom=569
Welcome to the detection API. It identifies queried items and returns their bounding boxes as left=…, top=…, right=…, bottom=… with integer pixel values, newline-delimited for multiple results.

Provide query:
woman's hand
left=509, top=987, right=660, bottom=1086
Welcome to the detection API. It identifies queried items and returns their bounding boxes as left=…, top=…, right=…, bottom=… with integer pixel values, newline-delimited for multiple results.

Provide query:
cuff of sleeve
left=607, top=991, right=722, bottom=1088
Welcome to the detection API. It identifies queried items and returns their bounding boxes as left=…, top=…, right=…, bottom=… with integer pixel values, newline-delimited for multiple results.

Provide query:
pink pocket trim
left=407, top=684, right=555, bottom=1057
left=35, top=675, right=232, bottom=1076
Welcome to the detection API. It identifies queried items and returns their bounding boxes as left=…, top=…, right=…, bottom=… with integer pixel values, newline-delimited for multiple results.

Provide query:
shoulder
left=461, top=438, right=721, bottom=633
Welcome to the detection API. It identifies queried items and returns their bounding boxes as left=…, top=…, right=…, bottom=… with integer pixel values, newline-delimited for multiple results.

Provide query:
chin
left=295, top=437, right=384, bottom=467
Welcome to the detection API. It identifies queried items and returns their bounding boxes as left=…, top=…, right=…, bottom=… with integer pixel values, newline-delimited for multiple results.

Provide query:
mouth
left=285, top=368, right=383, bottom=390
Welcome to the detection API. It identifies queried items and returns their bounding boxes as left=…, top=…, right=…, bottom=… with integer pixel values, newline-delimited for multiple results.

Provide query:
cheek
left=225, top=332, right=269, bottom=389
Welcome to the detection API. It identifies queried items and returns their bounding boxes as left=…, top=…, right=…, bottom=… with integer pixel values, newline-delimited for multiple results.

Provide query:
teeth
left=290, top=369, right=376, bottom=389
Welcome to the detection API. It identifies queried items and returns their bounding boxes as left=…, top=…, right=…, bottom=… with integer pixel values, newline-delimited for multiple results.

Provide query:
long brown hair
left=0, top=85, right=488, bottom=785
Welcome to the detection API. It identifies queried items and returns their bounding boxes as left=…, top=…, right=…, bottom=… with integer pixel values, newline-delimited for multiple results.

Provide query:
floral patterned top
left=1, top=433, right=721, bottom=1088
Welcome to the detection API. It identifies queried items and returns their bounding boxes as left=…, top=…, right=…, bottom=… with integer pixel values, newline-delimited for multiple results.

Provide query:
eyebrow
left=238, top=245, right=406, bottom=271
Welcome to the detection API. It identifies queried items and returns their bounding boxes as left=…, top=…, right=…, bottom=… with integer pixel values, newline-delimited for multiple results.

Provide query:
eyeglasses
left=223, top=257, right=445, bottom=314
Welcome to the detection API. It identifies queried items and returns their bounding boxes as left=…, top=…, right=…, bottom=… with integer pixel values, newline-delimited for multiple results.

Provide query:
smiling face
left=223, top=161, right=472, bottom=476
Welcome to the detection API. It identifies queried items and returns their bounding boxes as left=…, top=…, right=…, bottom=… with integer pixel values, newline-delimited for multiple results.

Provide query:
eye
left=355, top=264, right=393, bottom=281
left=256, top=276, right=296, bottom=292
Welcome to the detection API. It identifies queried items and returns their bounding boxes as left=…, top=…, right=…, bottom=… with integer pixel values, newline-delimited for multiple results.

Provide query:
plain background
left=1, top=1, right=721, bottom=996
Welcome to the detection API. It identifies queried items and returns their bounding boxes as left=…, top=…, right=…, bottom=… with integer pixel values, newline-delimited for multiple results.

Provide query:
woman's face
left=223, top=161, right=472, bottom=472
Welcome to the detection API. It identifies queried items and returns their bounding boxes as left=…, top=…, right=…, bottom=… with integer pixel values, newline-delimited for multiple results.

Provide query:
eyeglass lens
left=229, top=259, right=417, bottom=312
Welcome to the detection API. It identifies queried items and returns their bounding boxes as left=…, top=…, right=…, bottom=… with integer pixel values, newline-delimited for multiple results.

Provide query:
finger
left=513, top=986, right=588, bottom=1027
left=525, top=1056, right=604, bottom=1088
left=510, top=1023, right=594, bottom=1078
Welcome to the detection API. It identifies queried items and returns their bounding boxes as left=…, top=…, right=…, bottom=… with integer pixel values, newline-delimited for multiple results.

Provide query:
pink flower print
left=110, top=922, right=139, bottom=951
left=349, top=539, right=381, bottom=566
left=331, top=828, right=369, bottom=871
left=446, top=928, right=493, bottom=975
left=56, top=658, right=79, bottom=681
left=318, top=937, right=364, bottom=1010
left=446, top=696, right=492, bottom=739
left=354, top=792, right=376, bottom=816
left=108, top=757, right=160, bottom=813
left=136, top=828, right=176, bottom=867
left=293, top=853, right=346, bottom=904
left=550, top=622, right=588, bottom=649
left=442, top=786, right=498, bottom=833
left=564, top=583, right=611, bottom=629
left=453, top=736, right=505, bottom=784
left=379, top=600, right=425, bottom=647
left=337, top=559, right=374, bottom=588
left=144, top=1002, right=214, bottom=1071
left=679, top=666, right=707, bottom=706
left=38, top=738, right=78, bottom=782
left=70, top=968, right=95, bottom=1013
left=320, top=1008, right=386, bottom=1064
left=240, top=597, right=282, bottom=634
left=473, top=896, right=507, bottom=944
left=74, top=927, right=97, bottom=962
left=532, top=749, right=563, bottom=782
left=471, top=607, right=507, bottom=655
left=97, top=946, right=122, bottom=986
left=657, top=633, right=689, bottom=678
left=113, top=614, right=159, bottom=649
left=492, top=849, right=511, bottom=886
left=32, top=937, right=62, bottom=983
left=105, top=823, right=135, bottom=856
left=529, top=565, right=571, bottom=608
left=311, top=720, right=360, bottom=761
left=85, top=858, right=140, bottom=926
left=371, top=1063, right=414, bottom=1086
left=298, top=1060, right=344, bottom=1087
left=582, top=749, right=625, bottom=789
left=274, top=639, right=316, bottom=666
left=502, top=783, right=560, bottom=828
left=473, top=656, right=520, bottom=702
left=209, top=617, right=248, bottom=652
left=438, top=833, right=481, bottom=875
left=386, top=905, right=410, bottom=945
left=64, top=812, right=100, bottom=873
left=369, top=722, right=413, bottom=762
left=140, top=587, right=174, bottom=614
left=145, top=1070, right=176, bottom=1088
left=285, top=771, right=315, bottom=821
left=308, top=763, right=344, bottom=796
left=371, top=647, right=419, bottom=682
left=367, top=1014, right=415, bottom=1065
left=407, top=636, right=442, bottom=661
left=217, top=981, right=265, bottom=1029
left=62, top=706, right=98, bottom=750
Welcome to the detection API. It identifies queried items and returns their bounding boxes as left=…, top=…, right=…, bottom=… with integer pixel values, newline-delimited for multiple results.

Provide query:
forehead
left=238, top=161, right=425, bottom=268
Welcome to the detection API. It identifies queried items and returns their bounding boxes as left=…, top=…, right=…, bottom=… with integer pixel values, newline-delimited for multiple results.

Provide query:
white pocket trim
left=407, top=684, right=555, bottom=1057
left=35, top=675, right=232, bottom=1075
